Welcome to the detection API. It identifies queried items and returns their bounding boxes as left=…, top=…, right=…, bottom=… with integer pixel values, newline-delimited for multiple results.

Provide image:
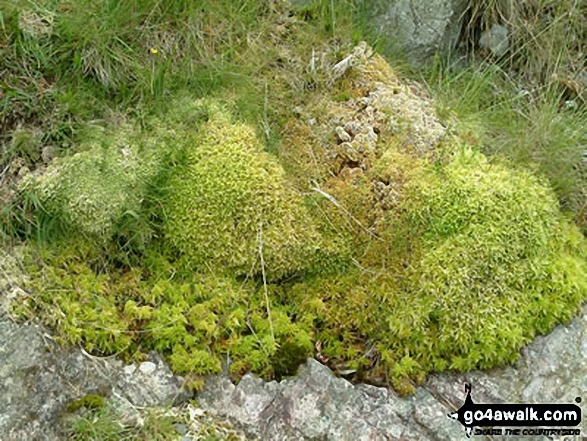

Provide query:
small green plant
left=66, top=394, right=107, bottom=413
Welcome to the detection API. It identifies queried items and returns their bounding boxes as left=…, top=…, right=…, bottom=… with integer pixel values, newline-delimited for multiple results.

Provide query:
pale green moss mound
left=18, top=126, right=160, bottom=238
left=164, top=107, right=328, bottom=279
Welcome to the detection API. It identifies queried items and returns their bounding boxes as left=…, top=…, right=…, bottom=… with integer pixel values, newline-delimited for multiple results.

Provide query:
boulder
left=366, top=0, right=469, bottom=65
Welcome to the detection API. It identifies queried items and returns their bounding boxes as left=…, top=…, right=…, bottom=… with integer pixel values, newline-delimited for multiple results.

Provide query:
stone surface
left=199, top=309, right=587, bottom=441
left=479, top=24, right=510, bottom=57
left=366, top=0, right=468, bottom=65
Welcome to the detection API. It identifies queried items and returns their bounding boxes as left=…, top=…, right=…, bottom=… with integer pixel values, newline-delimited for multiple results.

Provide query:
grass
left=460, top=0, right=586, bottom=86
left=62, top=403, right=244, bottom=441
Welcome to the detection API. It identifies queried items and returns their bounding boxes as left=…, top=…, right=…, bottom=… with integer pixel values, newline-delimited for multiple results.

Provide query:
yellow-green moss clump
left=14, top=97, right=212, bottom=242
left=17, top=241, right=314, bottom=381
left=163, top=106, right=335, bottom=280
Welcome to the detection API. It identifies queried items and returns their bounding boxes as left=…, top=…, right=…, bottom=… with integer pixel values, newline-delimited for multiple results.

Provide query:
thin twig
left=310, top=184, right=383, bottom=241
left=258, top=221, right=274, bottom=342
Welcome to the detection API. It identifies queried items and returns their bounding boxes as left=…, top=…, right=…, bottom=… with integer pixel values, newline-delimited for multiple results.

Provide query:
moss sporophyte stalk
left=11, top=47, right=587, bottom=395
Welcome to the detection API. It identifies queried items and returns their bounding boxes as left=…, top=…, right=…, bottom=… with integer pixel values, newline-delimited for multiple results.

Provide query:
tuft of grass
left=64, top=405, right=179, bottom=441
left=63, top=403, right=245, bottom=441
left=461, top=0, right=586, bottom=93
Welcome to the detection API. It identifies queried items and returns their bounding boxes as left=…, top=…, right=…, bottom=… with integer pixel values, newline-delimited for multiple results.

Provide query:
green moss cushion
left=163, top=108, right=326, bottom=280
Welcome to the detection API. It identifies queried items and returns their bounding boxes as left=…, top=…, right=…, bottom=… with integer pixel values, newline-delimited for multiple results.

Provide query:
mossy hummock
left=13, top=95, right=587, bottom=395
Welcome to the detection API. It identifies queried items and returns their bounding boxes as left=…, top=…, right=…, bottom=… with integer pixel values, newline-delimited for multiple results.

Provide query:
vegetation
left=63, top=402, right=245, bottom=440
left=1, top=0, right=586, bottom=399
left=62, top=403, right=245, bottom=441
left=163, top=103, right=333, bottom=280
left=426, top=0, right=587, bottom=231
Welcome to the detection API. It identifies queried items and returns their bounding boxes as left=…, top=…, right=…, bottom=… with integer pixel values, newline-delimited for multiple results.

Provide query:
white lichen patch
left=335, top=42, right=447, bottom=158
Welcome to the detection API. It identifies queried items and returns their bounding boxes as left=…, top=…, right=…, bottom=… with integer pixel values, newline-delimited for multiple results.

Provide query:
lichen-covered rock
left=198, top=357, right=462, bottom=440
left=115, top=356, right=190, bottom=408
left=280, top=42, right=446, bottom=185
left=366, top=0, right=468, bottom=65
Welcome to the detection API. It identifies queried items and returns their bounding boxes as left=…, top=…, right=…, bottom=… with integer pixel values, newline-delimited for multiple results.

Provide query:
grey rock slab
left=199, top=310, right=587, bottom=440
left=366, top=0, right=469, bottom=65
left=0, top=318, right=113, bottom=440
left=479, top=24, right=510, bottom=57
left=115, top=355, right=189, bottom=408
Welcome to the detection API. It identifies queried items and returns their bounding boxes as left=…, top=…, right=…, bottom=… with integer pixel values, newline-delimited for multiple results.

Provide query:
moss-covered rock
left=16, top=240, right=315, bottom=380
left=387, top=148, right=587, bottom=374
left=288, top=146, right=587, bottom=392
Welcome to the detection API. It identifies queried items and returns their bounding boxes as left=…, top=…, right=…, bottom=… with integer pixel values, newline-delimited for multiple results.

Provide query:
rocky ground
left=1, top=246, right=586, bottom=440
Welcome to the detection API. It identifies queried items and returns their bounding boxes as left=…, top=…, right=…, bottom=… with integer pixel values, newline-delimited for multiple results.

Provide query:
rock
left=335, top=126, right=352, bottom=143
left=115, top=355, right=189, bottom=408
left=479, top=24, right=510, bottom=57
left=198, top=308, right=587, bottom=440
left=41, top=146, right=56, bottom=164
left=175, top=423, right=189, bottom=435
left=198, top=358, right=459, bottom=440
left=139, top=361, right=157, bottom=375
left=366, top=0, right=468, bottom=65
left=0, top=318, right=115, bottom=440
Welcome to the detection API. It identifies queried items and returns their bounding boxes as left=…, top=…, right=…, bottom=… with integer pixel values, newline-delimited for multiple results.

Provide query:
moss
left=389, top=150, right=587, bottom=373
left=18, top=125, right=158, bottom=238
left=14, top=97, right=212, bottom=244
left=285, top=146, right=587, bottom=389
left=16, top=239, right=316, bottom=380
left=163, top=105, right=338, bottom=280
left=66, top=394, right=106, bottom=413
left=17, top=107, right=587, bottom=395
